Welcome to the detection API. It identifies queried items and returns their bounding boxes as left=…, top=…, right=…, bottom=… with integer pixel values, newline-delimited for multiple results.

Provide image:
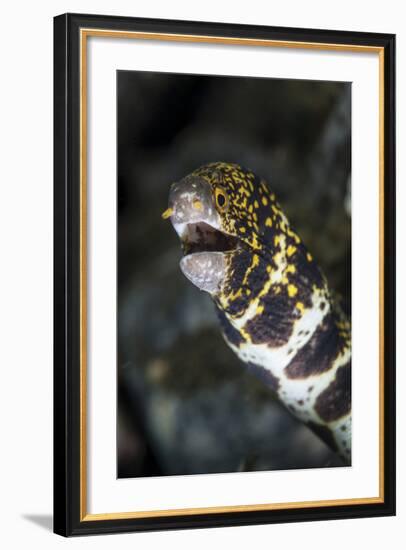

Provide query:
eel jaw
left=166, top=175, right=239, bottom=294
left=174, top=220, right=239, bottom=294
left=180, top=251, right=227, bottom=294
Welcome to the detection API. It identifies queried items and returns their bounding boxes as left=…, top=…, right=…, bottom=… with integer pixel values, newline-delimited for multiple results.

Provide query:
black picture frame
left=54, top=12, right=396, bottom=536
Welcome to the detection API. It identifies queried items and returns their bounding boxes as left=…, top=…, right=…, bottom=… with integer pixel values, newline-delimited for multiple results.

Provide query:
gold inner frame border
left=79, top=27, right=385, bottom=522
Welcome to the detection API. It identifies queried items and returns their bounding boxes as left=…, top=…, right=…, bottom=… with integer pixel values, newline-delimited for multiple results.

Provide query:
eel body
left=163, top=162, right=351, bottom=463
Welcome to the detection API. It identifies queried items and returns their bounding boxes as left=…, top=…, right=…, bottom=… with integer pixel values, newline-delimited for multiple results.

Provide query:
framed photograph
left=53, top=13, right=395, bottom=536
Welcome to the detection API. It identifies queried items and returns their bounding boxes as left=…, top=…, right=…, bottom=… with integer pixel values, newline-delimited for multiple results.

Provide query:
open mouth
left=181, top=221, right=240, bottom=256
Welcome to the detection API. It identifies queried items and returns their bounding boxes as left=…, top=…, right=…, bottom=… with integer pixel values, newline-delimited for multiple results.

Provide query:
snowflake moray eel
left=163, top=162, right=351, bottom=464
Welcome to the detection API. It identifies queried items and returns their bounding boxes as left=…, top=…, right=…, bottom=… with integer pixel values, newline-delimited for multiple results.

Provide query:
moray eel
left=163, top=162, right=351, bottom=464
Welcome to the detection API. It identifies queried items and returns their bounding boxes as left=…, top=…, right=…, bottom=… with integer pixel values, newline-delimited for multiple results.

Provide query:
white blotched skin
left=225, top=288, right=352, bottom=459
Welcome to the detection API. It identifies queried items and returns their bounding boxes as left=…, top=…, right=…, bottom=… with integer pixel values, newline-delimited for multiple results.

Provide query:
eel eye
left=215, top=187, right=229, bottom=212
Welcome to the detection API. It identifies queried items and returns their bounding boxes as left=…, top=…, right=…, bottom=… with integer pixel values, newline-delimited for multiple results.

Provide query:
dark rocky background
left=117, top=70, right=351, bottom=478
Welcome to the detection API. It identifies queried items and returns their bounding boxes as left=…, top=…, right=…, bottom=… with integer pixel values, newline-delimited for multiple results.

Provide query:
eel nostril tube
left=162, top=207, right=174, bottom=220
